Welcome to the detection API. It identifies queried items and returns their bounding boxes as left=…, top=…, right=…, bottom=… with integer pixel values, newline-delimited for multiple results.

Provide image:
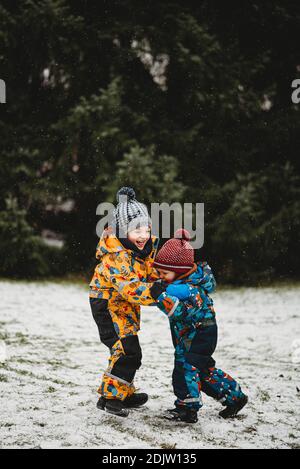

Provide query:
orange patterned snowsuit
left=89, top=229, right=159, bottom=400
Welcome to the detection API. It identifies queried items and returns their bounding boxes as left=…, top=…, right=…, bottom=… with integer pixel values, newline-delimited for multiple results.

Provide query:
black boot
left=105, top=399, right=130, bottom=417
left=97, top=397, right=129, bottom=417
left=97, top=393, right=148, bottom=411
left=219, top=394, right=248, bottom=419
left=165, top=406, right=198, bottom=424
left=123, top=393, right=148, bottom=408
left=96, top=396, right=106, bottom=411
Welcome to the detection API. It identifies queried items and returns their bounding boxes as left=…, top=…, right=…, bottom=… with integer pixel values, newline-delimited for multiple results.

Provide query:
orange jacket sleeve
left=101, top=251, right=157, bottom=306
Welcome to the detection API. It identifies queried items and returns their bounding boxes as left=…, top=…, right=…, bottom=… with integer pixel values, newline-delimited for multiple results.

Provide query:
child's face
left=157, top=268, right=177, bottom=283
left=127, top=225, right=151, bottom=250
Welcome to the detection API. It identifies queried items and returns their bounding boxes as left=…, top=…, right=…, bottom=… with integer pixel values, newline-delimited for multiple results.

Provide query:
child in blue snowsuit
left=149, top=229, right=248, bottom=423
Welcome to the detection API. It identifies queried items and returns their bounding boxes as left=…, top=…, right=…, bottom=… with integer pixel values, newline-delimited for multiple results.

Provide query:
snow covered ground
left=0, top=281, right=299, bottom=449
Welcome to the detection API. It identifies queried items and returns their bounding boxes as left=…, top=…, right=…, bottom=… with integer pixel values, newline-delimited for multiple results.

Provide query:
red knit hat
left=153, top=229, right=194, bottom=274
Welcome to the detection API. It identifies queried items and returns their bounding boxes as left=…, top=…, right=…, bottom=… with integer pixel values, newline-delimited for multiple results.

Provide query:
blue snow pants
left=171, top=324, right=245, bottom=411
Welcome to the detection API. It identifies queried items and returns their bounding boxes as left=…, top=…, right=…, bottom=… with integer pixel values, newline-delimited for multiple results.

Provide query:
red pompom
left=174, top=228, right=191, bottom=241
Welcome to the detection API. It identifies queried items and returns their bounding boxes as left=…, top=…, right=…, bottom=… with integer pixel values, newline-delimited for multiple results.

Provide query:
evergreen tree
left=0, top=1, right=299, bottom=281
left=0, top=197, right=63, bottom=278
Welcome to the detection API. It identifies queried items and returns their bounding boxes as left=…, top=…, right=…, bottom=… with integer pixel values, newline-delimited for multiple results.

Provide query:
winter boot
left=103, top=398, right=129, bottom=417
left=219, top=394, right=248, bottom=419
left=123, top=393, right=148, bottom=408
left=165, top=406, right=198, bottom=424
left=97, top=393, right=148, bottom=412
left=96, top=396, right=106, bottom=411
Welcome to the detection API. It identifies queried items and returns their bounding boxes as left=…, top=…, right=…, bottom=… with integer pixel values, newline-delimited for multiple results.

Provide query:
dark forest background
left=0, top=0, right=299, bottom=284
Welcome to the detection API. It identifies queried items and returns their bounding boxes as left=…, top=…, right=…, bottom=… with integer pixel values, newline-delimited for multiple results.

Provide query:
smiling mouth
left=136, top=240, right=146, bottom=249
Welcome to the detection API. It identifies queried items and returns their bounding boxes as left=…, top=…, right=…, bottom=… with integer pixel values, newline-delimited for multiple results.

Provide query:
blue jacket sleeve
left=199, top=263, right=217, bottom=293
left=156, top=292, right=186, bottom=321
left=166, top=283, right=191, bottom=300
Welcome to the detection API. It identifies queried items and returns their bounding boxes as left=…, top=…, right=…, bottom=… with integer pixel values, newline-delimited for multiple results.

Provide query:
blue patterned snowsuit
left=156, top=262, right=245, bottom=411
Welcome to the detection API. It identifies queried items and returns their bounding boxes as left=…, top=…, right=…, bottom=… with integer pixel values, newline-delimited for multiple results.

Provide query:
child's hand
left=150, top=280, right=167, bottom=300
left=166, top=283, right=190, bottom=300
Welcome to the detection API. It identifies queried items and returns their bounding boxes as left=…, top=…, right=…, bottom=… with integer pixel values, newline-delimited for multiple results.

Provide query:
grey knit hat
left=111, top=187, right=151, bottom=237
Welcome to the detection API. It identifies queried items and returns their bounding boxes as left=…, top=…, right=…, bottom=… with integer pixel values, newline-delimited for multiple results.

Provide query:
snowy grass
left=0, top=281, right=299, bottom=449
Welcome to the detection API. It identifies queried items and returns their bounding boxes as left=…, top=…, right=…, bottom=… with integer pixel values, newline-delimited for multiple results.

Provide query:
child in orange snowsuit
left=89, top=187, right=160, bottom=416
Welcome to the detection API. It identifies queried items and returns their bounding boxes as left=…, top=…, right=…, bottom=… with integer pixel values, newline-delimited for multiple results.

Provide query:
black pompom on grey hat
left=111, top=187, right=151, bottom=237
